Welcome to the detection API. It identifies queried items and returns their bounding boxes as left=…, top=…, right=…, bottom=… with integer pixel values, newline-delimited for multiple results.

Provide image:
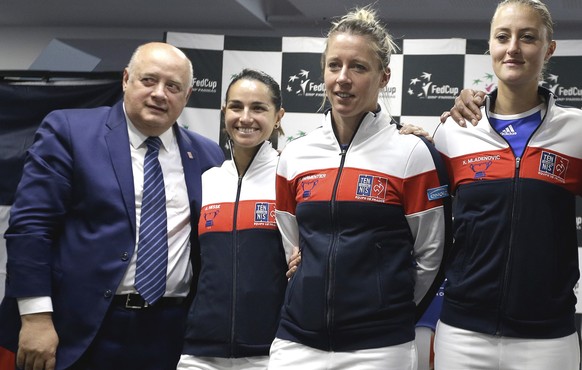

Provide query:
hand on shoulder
left=445, top=89, right=486, bottom=127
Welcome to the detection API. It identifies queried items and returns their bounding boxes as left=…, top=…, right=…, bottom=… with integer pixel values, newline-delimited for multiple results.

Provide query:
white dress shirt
left=118, top=115, right=192, bottom=297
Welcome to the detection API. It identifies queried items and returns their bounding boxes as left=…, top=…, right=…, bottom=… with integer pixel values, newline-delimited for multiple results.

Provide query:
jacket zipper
left=326, top=145, right=348, bottom=350
left=228, top=144, right=261, bottom=356
left=230, top=175, right=243, bottom=355
left=324, top=112, right=370, bottom=350
left=496, top=156, right=520, bottom=335
left=492, top=94, right=549, bottom=335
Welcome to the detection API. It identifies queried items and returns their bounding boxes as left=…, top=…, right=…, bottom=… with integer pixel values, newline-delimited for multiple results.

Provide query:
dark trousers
left=69, top=301, right=188, bottom=370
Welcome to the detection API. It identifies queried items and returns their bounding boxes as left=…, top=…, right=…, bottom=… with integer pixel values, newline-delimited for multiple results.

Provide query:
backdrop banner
left=166, top=32, right=582, bottom=150
left=165, top=32, right=582, bottom=318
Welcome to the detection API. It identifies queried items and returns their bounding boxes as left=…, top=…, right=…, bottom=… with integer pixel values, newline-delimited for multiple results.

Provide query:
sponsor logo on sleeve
left=427, top=185, right=449, bottom=201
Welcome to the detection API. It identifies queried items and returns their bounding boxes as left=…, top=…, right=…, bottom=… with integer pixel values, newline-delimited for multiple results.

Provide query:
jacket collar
left=226, top=140, right=278, bottom=177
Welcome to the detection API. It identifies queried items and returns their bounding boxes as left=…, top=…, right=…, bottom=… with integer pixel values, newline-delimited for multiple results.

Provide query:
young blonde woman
left=433, top=1, right=582, bottom=368
left=269, top=6, right=449, bottom=370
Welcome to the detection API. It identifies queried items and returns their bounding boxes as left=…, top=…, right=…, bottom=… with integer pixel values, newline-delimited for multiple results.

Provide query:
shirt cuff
left=17, top=297, right=53, bottom=315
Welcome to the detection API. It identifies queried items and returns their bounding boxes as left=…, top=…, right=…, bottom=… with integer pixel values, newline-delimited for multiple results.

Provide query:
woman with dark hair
left=178, top=69, right=289, bottom=370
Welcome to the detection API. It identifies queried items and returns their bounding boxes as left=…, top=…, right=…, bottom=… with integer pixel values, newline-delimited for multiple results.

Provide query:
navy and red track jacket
left=436, top=88, right=582, bottom=339
left=182, top=141, right=288, bottom=358
left=275, top=108, right=448, bottom=351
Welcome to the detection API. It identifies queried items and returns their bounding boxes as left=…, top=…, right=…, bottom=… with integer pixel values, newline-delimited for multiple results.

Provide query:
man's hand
left=17, top=313, right=58, bottom=370
left=286, top=246, right=301, bottom=279
left=449, top=89, right=486, bottom=127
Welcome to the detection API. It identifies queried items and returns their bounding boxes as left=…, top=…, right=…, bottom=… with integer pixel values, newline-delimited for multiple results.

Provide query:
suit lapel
left=105, top=102, right=137, bottom=235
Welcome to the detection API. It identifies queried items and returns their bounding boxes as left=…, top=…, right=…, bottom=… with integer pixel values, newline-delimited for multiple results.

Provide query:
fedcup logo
left=543, top=74, right=560, bottom=94
left=407, top=71, right=459, bottom=100
left=379, top=85, right=398, bottom=102
left=281, top=52, right=326, bottom=115
left=408, top=72, right=433, bottom=98
left=286, top=69, right=325, bottom=98
left=192, top=76, right=218, bottom=93
left=401, top=55, right=464, bottom=116
left=541, top=73, right=582, bottom=104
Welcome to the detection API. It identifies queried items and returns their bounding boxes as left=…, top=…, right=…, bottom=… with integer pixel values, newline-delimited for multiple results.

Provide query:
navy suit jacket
left=0, top=101, right=224, bottom=369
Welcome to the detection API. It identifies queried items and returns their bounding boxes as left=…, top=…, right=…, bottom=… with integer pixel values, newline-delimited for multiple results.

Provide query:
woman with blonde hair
left=269, top=6, right=449, bottom=370
left=433, top=1, right=582, bottom=368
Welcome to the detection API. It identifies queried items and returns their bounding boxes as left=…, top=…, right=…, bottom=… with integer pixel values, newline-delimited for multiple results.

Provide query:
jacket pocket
left=375, top=240, right=414, bottom=309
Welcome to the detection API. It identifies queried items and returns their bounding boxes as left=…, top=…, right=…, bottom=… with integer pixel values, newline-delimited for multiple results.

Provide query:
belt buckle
left=125, top=294, right=148, bottom=309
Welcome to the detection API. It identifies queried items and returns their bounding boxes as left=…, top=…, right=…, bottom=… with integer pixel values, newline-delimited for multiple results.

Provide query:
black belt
left=112, top=294, right=185, bottom=310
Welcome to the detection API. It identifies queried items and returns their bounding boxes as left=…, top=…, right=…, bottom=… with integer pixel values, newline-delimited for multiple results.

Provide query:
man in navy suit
left=0, top=42, right=224, bottom=370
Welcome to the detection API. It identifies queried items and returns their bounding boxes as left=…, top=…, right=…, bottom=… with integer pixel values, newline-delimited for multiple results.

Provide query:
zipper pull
left=516, top=157, right=521, bottom=169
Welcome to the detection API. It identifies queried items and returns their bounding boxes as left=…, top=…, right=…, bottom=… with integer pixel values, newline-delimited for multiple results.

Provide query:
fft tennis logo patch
left=539, top=151, right=569, bottom=182
left=355, top=174, right=388, bottom=202
left=254, top=202, right=276, bottom=225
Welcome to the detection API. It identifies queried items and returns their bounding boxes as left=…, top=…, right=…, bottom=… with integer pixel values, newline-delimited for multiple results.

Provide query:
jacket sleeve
left=5, top=110, right=74, bottom=298
left=274, top=153, right=298, bottom=263
left=402, top=139, right=449, bottom=307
